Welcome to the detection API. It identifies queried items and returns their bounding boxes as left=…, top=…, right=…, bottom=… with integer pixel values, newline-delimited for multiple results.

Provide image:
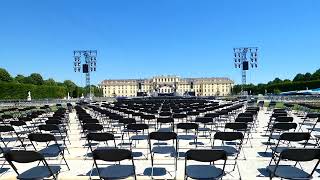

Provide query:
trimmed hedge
left=0, top=82, right=67, bottom=99
left=233, top=80, right=320, bottom=95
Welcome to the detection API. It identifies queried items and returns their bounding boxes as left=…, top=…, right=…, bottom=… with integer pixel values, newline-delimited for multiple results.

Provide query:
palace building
left=100, top=75, right=234, bottom=97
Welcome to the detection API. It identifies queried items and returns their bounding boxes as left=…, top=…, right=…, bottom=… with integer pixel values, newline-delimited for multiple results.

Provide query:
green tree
left=311, top=69, right=320, bottom=80
left=293, top=73, right=305, bottom=82
left=0, top=68, right=13, bottom=82
left=283, top=79, right=291, bottom=83
left=304, top=73, right=312, bottom=81
left=29, top=73, right=44, bottom=85
left=44, top=78, right=57, bottom=86
left=15, top=74, right=26, bottom=83
left=63, top=80, right=77, bottom=97
left=272, top=78, right=282, bottom=84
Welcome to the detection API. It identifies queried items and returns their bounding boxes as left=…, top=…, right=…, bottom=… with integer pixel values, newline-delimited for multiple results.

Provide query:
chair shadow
left=132, top=151, right=143, bottom=158
left=153, top=142, right=168, bottom=146
left=189, top=142, right=204, bottom=146
left=257, top=152, right=273, bottom=157
left=257, top=168, right=270, bottom=177
left=143, top=167, right=167, bottom=176
left=0, top=168, right=10, bottom=174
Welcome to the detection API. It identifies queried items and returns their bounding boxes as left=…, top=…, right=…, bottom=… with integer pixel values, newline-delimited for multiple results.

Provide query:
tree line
left=0, top=68, right=102, bottom=100
left=232, top=68, right=320, bottom=95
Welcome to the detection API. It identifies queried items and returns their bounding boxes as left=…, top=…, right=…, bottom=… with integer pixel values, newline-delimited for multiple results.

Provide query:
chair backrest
left=10, top=121, right=27, bottom=127
left=173, top=113, right=187, bottom=119
left=275, top=116, right=293, bottom=122
left=93, top=149, right=133, bottom=161
left=28, top=133, right=56, bottom=142
left=186, top=149, right=227, bottom=162
left=45, top=119, right=63, bottom=125
left=204, top=113, right=219, bottom=118
left=87, top=132, right=115, bottom=142
left=82, top=119, right=99, bottom=124
left=38, top=124, right=60, bottom=132
left=280, top=148, right=320, bottom=162
left=235, top=117, right=253, bottom=123
left=195, top=117, right=213, bottom=124
left=149, top=132, right=177, bottom=141
left=157, top=117, right=174, bottom=124
left=119, top=118, right=136, bottom=125
left=126, top=123, right=149, bottom=131
left=0, top=125, right=15, bottom=133
left=177, top=123, right=198, bottom=130
left=279, top=132, right=310, bottom=142
left=83, top=123, right=103, bottom=131
left=306, top=113, right=320, bottom=119
left=272, top=122, right=297, bottom=131
left=225, top=123, right=247, bottom=131
left=5, top=150, right=44, bottom=163
left=159, top=111, right=172, bottom=117
left=214, top=132, right=244, bottom=141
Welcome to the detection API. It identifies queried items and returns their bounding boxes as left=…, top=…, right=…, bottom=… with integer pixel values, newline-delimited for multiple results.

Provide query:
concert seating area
left=1, top=97, right=320, bottom=179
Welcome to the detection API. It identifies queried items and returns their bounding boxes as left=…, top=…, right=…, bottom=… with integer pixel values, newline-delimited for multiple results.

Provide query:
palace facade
left=100, top=75, right=234, bottom=97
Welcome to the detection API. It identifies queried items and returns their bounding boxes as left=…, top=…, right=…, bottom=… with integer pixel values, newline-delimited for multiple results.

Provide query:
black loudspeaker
left=138, top=83, right=142, bottom=90
left=242, top=61, right=249, bottom=70
left=190, top=82, right=194, bottom=89
left=83, top=64, right=89, bottom=73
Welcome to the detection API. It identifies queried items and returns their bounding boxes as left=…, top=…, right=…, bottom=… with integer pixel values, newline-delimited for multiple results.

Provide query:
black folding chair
left=148, top=131, right=178, bottom=179
left=213, top=132, right=244, bottom=178
left=156, top=117, right=174, bottom=132
left=267, top=148, right=320, bottom=179
left=86, top=132, right=117, bottom=159
left=176, top=123, right=198, bottom=149
left=268, top=132, right=311, bottom=166
left=0, top=125, right=25, bottom=150
left=5, top=150, right=61, bottom=180
left=185, top=149, right=227, bottom=180
left=265, top=122, right=297, bottom=153
left=92, top=148, right=136, bottom=180
left=28, top=133, right=70, bottom=170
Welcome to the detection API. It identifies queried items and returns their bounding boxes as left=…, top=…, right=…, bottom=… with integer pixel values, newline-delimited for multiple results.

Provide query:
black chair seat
left=186, top=165, right=223, bottom=179
left=152, top=146, right=176, bottom=154
left=39, top=144, right=65, bottom=157
left=267, top=165, right=310, bottom=179
left=17, top=166, right=60, bottom=180
left=212, top=146, right=238, bottom=155
left=130, top=135, right=148, bottom=141
left=177, top=135, right=197, bottom=140
left=270, top=146, right=288, bottom=154
left=98, top=165, right=135, bottom=179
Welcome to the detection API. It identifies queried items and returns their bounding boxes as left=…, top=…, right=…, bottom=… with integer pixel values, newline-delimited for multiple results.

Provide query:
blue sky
left=0, top=0, right=319, bottom=86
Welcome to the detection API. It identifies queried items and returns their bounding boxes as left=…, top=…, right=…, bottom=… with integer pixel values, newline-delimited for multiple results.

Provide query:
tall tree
left=312, top=69, right=320, bottom=80
left=14, top=74, right=26, bottom=83
left=44, top=78, right=57, bottom=86
left=0, top=68, right=13, bottom=82
left=29, top=73, right=44, bottom=85
left=293, top=73, right=305, bottom=82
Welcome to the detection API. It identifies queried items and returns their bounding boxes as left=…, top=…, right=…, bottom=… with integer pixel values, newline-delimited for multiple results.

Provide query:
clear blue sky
left=0, top=0, right=319, bottom=86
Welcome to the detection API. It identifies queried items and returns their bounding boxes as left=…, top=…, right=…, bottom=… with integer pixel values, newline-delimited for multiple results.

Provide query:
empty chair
left=5, top=150, right=61, bottom=180
left=86, top=132, right=116, bottom=156
left=92, top=148, right=136, bottom=180
left=265, top=122, right=297, bottom=152
left=267, top=148, right=320, bottom=179
left=28, top=133, right=70, bottom=170
left=176, top=123, right=199, bottom=148
left=184, top=149, right=227, bottom=180
left=148, top=132, right=178, bottom=179
left=156, top=117, right=174, bottom=132
left=269, top=132, right=311, bottom=166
